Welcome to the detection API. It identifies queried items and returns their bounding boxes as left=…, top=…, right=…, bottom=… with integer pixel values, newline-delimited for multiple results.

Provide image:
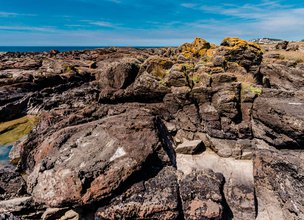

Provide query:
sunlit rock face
left=0, top=38, right=304, bottom=219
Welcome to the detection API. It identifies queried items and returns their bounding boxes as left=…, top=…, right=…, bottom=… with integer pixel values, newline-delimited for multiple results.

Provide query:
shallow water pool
left=0, top=145, right=13, bottom=165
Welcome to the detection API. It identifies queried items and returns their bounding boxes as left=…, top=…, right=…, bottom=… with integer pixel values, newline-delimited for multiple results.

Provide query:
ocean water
left=0, top=46, right=104, bottom=53
left=0, top=145, right=13, bottom=165
left=0, top=46, right=164, bottom=53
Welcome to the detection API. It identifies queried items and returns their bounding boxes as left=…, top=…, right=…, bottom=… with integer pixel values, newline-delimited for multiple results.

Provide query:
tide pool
left=0, top=145, right=13, bottom=165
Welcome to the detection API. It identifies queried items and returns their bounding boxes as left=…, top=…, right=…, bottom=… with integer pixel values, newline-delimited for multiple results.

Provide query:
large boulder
left=216, top=37, right=263, bottom=71
left=26, top=110, right=161, bottom=207
left=252, top=90, right=304, bottom=148
left=96, top=58, right=140, bottom=90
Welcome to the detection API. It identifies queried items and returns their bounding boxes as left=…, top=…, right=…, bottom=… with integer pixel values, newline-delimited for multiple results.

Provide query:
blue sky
left=0, top=0, right=303, bottom=46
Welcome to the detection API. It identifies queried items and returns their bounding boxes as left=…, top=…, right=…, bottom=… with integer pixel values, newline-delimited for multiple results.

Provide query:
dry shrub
left=152, top=65, right=167, bottom=79
left=275, top=50, right=304, bottom=63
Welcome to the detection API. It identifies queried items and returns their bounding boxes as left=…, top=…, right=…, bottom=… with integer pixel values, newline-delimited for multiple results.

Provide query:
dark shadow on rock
left=77, top=151, right=167, bottom=218
left=254, top=188, right=259, bottom=218
left=155, top=116, right=177, bottom=168
left=220, top=178, right=234, bottom=220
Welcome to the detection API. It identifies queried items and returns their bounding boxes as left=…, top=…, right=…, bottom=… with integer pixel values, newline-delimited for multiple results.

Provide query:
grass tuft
left=265, top=50, right=304, bottom=63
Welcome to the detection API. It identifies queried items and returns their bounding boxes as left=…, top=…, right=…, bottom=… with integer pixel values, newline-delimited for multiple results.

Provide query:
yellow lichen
left=206, top=48, right=215, bottom=57
left=180, top=37, right=216, bottom=59
left=0, top=115, right=39, bottom=145
left=222, top=37, right=262, bottom=51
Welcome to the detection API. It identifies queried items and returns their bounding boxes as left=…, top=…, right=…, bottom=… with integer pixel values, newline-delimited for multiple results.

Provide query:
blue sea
left=0, top=46, right=106, bottom=53
left=0, top=46, right=164, bottom=53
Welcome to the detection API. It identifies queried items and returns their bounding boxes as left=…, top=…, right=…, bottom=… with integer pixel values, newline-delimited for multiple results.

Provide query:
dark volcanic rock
left=95, top=167, right=180, bottom=220
left=26, top=110, right=160, bottom=207
left=259, top=64, right=304, bottom=90
left=252, top=90, right=304, bottom=148
left=217, top=37, right=263, bottom=71
left=96, top=58, right=140, bottom=90
left=275, top=41, right=289, bottom=50
left=0, top=165, right=26, bottom=200
left=254, top=148, right=304, bottom=219
left=178, top=169, right=224, bottom=220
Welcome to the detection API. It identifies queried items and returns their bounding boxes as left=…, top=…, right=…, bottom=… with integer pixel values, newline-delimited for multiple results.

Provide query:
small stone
left=60, top=210, right=79, bottom=220
left=42, top=208, right=68, bottom=220
left=275, top=41, right=289, bottom=50
left=164, top=122, right=177, bottom=133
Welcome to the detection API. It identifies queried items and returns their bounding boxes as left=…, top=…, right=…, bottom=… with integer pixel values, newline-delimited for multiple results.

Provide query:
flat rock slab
left=176, top=140, right=204, bottom=154
left=0, top=197, right=32, bottom=213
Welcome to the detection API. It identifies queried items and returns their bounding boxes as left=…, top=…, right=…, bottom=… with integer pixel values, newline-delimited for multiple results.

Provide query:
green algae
left=0, top=115, right=38, bottom=146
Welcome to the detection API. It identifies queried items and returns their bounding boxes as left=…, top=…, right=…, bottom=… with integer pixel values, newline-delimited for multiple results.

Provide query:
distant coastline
left=0, top=46, right=166, bottom=53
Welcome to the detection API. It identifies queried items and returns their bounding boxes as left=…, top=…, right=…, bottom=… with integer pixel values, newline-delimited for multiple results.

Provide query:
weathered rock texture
left=0, top=38, right=303, bottom=219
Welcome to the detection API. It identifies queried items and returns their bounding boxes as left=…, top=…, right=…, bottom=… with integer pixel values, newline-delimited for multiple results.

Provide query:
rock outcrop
left=0, top=37, right=303, bottom=219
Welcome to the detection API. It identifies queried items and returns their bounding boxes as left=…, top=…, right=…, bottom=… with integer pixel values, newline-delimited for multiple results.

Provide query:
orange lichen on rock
left=179, top=37, right=217, bottom=59
left=215, top=37, right=263, bottom=70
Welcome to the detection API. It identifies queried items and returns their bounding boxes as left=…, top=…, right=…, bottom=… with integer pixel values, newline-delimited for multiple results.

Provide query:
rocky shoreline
left=0, top=37, right=303, bottom=219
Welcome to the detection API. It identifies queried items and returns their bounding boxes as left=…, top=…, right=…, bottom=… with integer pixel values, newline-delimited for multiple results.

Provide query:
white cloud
left=90, top=21, right=115, bottom=27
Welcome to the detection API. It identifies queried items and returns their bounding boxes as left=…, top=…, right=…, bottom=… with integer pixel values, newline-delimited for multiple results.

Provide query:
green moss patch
left=249, top=85, right=263, bottom=96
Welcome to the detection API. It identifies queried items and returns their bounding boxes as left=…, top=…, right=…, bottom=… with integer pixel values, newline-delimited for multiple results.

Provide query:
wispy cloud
left=0, top=26, right=55, bottom=32
left=90, top=21, right=115, bottom=27
left=0, top=12, right=18, bottom=17
left=106, top=0, right=121, bottom=4
left=180, top=3, right=197, bottom=8
left=0, top=11, right=36, bottom=17
left=80, top=19, right=117, bottom=28
left=65, top=24, right=87, bottom=27
left=179, top=1, right=304, bottom=38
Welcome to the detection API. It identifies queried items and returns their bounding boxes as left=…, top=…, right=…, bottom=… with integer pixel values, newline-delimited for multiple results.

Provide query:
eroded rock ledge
left=0, top=38, right=303, bottom=219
